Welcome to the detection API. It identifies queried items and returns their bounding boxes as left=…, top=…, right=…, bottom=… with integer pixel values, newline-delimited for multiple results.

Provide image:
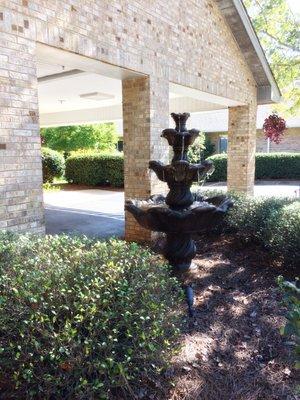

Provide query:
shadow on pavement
left=45, top=205, right=124, bottom=238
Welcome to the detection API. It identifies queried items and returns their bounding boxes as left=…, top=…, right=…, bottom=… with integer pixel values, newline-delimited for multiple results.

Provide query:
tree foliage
left=244, top=0, right=300, bottom=116
left=188, top=133, right=215, bottom=163
left=41, top=123, right=118, bottom=153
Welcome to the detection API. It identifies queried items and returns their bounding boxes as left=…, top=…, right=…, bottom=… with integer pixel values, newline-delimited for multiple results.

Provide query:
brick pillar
left=0, top=38, right=44, bottom=234
left=227, top=103, right=257, bottom=195
left=122, top=76, right=169, bottom=242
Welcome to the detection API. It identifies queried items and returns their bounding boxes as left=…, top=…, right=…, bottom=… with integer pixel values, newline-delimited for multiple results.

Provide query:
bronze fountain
left=125, top=112, right=232, bottom=315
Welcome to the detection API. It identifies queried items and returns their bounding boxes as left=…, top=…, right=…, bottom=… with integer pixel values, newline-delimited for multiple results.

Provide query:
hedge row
left=42, top=147, right=65, bottom=183
left=66, top=152, right=124, bottom=187
left=207, top=153, right=300, bottom=182
left=0, top=234, right=182, bottom=399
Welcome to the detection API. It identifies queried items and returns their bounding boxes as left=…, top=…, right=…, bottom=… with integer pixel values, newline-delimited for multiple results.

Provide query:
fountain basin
left=125, top=194, right=232, bottom=234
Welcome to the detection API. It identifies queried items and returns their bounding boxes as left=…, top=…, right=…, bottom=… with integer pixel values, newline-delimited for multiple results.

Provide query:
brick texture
left=227, top=103, right=257, bottom=194
left=256, top=128, right=300, bottom=153
left=122, top=76, right=169, bottom=241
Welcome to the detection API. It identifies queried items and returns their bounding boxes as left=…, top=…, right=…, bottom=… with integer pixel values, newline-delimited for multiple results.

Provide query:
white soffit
left=36, top=43, right=144, bottom=80
left=169, top=82, right=244, bottom=107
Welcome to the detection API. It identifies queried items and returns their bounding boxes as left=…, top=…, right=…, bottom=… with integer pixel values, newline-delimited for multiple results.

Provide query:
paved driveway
left=203, top=180, right=300, bottom=197
left=44, top=181, right=299, bottom=238
left=44, top=189, right=124, bottom=238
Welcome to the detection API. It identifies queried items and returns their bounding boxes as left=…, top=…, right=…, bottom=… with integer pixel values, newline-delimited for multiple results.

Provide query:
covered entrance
left=37, top=44, right=251, bottom=240
left=0, top=0, right=280, bottom=238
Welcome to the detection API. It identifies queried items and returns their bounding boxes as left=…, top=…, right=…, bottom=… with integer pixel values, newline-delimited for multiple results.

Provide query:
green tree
left=41, top=123, right=118, bottom=153
left=92, top=123, right=119, bottom=151
left=244, top=0, right=300, bottom=116
left=188, top=133, right=215, bottom=162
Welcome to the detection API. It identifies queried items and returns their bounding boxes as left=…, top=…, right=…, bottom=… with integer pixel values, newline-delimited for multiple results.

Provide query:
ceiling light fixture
left=79, top=92, right=114, bottom=101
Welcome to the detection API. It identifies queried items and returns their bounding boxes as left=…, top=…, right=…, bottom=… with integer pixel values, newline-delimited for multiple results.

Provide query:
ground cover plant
left=0, top=234, right=182, bottom=399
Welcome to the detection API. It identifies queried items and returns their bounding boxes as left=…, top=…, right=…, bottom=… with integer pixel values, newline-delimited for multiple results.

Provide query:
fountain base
left=164, top=233, right=196, bottom=273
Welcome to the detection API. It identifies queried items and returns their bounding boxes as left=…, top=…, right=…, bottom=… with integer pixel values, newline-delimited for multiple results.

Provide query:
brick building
left=0, top=0, right=280, bottom=241
left=189, top=106, right=300, bottom=154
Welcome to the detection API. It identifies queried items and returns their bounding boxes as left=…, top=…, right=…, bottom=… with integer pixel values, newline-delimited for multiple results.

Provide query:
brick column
left=122, top=76, right=169, bottom=242
left=227, top=103, right=257, bottom=195
left=0, top=37, right=44, bottom=234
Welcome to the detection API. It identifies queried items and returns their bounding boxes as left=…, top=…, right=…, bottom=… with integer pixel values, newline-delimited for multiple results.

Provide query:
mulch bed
left=166, top=234, right=298, bottom=400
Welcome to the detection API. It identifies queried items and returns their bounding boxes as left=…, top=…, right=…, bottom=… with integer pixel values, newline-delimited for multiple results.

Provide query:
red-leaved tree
left=263, top=113, right=287, bottom=144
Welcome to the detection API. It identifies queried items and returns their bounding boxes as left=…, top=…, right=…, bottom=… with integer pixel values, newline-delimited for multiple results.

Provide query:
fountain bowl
left=125, top=194, right=233, bottom=234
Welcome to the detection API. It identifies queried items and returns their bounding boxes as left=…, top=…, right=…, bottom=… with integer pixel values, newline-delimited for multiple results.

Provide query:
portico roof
left=216, top=0, right=281, bottom=104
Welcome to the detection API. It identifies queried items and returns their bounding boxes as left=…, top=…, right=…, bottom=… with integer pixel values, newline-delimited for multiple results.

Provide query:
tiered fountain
left=125, top=112, right=232, bottom=315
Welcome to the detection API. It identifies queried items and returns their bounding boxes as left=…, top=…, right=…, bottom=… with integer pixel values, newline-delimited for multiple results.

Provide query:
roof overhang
left=215, top=0, right=281, bottom=104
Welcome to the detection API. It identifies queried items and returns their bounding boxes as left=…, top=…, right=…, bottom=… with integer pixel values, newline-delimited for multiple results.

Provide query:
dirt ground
left=167, top=235, right=299, bottom=400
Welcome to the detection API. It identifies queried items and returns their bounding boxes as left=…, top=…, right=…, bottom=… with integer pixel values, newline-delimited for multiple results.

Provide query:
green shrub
left=65, top=152, right=124, bottom=187
left=206, top=153, right=227, bottom=181
left=42, top=147, right=65, bottom=183
left=268, top=202, right=300, bottom=264
left=255, top=153, right=300, bottom=179
left=197, top=190, right=300, bottom=265
left=225, top=195, right=295, bottom=243
left=223, top=194, right=300, bottom=265
left=0, top=234, right=182, bottom=399
left=188, top=134, right=215, bottom=163
left=207, top=152, right=300, bottom=182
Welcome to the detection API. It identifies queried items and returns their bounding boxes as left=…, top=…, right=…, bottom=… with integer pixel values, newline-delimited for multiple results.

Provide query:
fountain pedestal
left=164, top=233, right=196, bottom=272
left=125, top=113, right=232, bottom=316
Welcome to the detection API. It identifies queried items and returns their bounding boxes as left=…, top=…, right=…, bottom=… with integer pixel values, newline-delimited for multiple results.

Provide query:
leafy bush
left=41, top=123, right=118, bottom=153
left=0, top=234, right=182, bottom=399
left=268, top=202, right=300, bottom=265
left=223, top=194, right=300, bottom=265
left=66, top=152, right=124, bottom=187
left=277, top=276, right=300, bottom=369
left=224, top=195, right=295, bottom=242
left=197, top=190, right=300, bottom=265
left=207, top=153, right=300, bottom=182
left=206, top=153, right=227, bottom=181
left=188, top=133, right=215, bottom=163
left=42, top=147, right=65, bottom=183
left=255, top=153, right=300, bottom=179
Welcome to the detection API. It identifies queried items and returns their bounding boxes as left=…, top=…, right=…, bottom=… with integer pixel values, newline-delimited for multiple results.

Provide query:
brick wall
left=227, top=103, right=257, bottom=194
left=256, top=128, right=300, bottom=153
left=209, top=128, right=300, bottom=154
left=0, top=0, right=257, bottom=234
left=122, top=76, right=169, bottom=241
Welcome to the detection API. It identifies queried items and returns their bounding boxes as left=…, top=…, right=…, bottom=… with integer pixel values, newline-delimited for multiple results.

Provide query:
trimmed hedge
left=42, top=147, right=65, bottom=183
left=66, top=152, right=124, bottom=187
left=207, top=153, right=300, bottom=182
left=0, top=234, right=182, bottom=399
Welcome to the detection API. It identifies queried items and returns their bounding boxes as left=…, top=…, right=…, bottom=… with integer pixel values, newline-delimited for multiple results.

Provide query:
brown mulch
left=167, top=235, right=298, bottom=400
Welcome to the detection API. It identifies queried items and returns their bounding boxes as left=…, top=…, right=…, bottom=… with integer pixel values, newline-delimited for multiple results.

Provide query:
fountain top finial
left=171, top=112, right=190, bottom=132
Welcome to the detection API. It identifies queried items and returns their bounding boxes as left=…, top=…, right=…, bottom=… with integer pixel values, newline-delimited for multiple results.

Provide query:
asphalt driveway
left=44, top=181, right=299, bottom=238
left=44, top=189, right=124, bottom=238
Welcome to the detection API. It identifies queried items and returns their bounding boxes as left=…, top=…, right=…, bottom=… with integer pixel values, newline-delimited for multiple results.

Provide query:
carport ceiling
left=37, top=63, right=122, bottom=114
left=37, top=63, right=227, bottom=126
